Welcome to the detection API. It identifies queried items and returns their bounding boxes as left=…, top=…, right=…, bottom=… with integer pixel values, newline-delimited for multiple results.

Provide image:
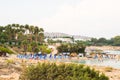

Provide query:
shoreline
left=87, top=46, right=120, bottom=51
left=0, top=56, right=120, bottom=80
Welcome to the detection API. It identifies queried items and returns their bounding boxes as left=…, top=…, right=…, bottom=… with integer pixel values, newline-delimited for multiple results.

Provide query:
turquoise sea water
left=104, top=50, right=120, bottom=54
left=71, top=50, right=120, bottom=68
left=71, top=59, right=120, bottom=69
left=74, top=50, right=120, bottom=69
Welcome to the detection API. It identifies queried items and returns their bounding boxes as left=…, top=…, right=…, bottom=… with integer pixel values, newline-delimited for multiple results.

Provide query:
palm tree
left=20, top=25, right=24, bottom=29
left=29, top=25, right=34, bottom=34
left=0, top=32, right=8, bottom=44
left=31, top=41, right=37, bottom=53
left=19, top=25, right=25, bottom=34
left=17, top=31, right=24, bottom=41
left=29, top=25, right=34, bottom=41
left=34, top=26, right=39, bottom=42
left=0, top=24, right=45, bottom=48
left=22, top=40, right=28, bottom=54
left=38, top=28, right=44, bottom=44
left=39, top=28, right=44, bottom=32
left=25, top=24, right=29, bottom=34
left=12, top=23, right=16, bottom=27
left=5, top=25, right=12, bottom=42
left=0, top=26, right=4, bottom=33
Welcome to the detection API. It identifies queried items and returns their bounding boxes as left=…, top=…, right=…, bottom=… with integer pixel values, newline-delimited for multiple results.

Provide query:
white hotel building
left=44, top=32, right=91, bottom=43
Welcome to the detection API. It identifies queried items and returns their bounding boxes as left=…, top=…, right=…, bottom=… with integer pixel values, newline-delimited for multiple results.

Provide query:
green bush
left=0, top=46, right=13, bottom=54
left=19, top=63, right=109, bottom=80
left=5, top=59, right=15, bottom=65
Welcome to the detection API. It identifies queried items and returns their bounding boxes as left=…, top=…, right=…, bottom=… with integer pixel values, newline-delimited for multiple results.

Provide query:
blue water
left=104, top=50, right=120, bottom=54
left=70, top=50, right=120, bottom=68
left=49, top=58, right=120, bottom=69
left=72, top=59, right=120, bottom=69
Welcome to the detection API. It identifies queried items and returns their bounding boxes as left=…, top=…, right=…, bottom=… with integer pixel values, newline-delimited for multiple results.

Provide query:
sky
left=0, top=0, right=120, bottom=39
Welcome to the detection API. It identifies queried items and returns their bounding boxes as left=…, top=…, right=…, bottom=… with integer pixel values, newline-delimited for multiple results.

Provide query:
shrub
left=5, top=59, right=15, bottom=69
left=5, top=59, right=15, bottom=65
left=0, top=46, right=13, bottom=54
left=39, top=45, right=52, bottom=54
left=19, top=63, right=109, bottom=80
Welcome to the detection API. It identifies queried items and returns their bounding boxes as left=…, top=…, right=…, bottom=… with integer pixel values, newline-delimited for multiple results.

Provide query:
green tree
left=22, top=40, right=28, bottom=53
left=29, top=25, right=34, bottom=41
left=27, top=44, right=32, bottom=53
left=91, top=38, right=98, bottom=45
left=113, top=36, right=120, bottom=46
left=39, top=45, right=52, bottom=54
left=34, top=47, right=39, bottom=53
left=38, top=28, right=44, bottom=44
left=0, top=32, right=8, bottom=44
left=57, top=43, right=69, bottom=53
left=34, top=26, right=39, bottom=42
left=0, top=46, right=13, bottom=56
left=31, top=41, right=38, bottom=52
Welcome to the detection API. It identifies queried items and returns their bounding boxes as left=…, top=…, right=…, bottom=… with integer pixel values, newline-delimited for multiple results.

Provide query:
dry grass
left=104, top=67, right=113, bottom=72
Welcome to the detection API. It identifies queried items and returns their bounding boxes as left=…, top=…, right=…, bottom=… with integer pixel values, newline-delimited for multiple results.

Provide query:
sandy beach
left=0, top=55, right=120, bottom=80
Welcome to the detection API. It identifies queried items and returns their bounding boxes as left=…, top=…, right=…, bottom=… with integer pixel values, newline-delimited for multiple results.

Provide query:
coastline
left=87, top=46, right=120, bottom=51
left=0, top=56, right=120, bottom=80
